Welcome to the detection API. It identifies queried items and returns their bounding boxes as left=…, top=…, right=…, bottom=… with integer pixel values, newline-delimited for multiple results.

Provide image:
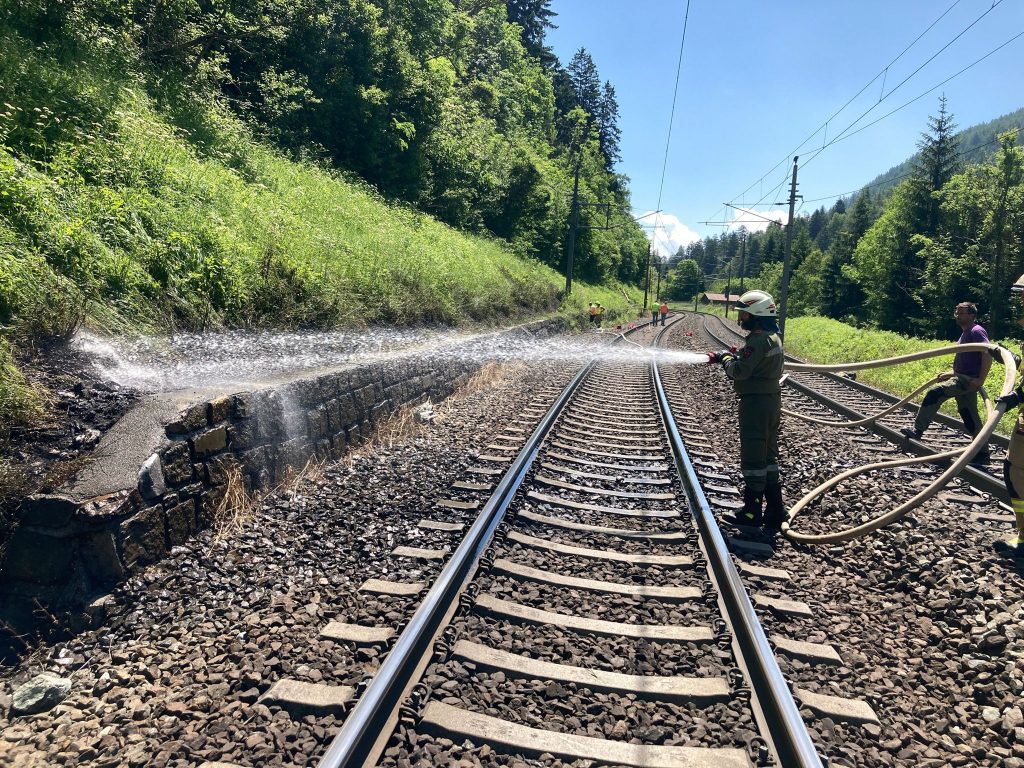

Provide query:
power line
left=803, top=29, right=1024, bottom=162
left=800, top=1, right=1011, bottom=170
left=799, top=126, right=1021, bottom=205
left=708, top=0, right=1002, bottom=226
left=647, top=0, right=693, bottom=259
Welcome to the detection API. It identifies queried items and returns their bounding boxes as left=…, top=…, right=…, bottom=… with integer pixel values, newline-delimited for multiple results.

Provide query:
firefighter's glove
left=708, top=347, right=738, bottom=365
left=996, top=387, right=1024, bottom=411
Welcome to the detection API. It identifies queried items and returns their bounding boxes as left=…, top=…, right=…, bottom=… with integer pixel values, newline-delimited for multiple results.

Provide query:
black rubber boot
left=725, top=487, right=763, bottom=528
left=762, top=483, right=788, bottom=531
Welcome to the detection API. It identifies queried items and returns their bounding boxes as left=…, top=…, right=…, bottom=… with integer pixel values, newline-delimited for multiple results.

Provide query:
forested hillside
left=864, top=106, right=1024, bottom=198
left=0, top=0, right=650, bottom=429
left=664, top=97, right=1024, bottom=342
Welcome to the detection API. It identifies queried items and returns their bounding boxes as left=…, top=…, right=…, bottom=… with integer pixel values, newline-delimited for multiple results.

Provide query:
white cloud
left=725, top=207, right=787, bottom=233
left=642, top=212, right=700, bottom=257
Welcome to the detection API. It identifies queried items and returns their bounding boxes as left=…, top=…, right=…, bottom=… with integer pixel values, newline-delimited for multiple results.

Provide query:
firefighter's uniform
left=724, top=329, right=785, bottom=526
left=999, top=340, right=1024, bottom=554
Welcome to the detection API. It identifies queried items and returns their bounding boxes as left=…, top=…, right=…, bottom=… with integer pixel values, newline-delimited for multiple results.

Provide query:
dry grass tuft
left=276, top=454, right=329, bottom=492
left=210, top=454, right=330, bottom=542
left=211, top=463, right=259, bottom=543
left=345, top=403, right=430, bottom=464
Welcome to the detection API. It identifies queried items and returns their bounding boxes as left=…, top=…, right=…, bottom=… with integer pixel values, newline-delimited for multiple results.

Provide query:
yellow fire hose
left=780, top=343, right=1018, bottom=544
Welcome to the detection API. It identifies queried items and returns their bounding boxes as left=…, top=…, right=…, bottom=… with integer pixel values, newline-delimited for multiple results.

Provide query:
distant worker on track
left=707, top=289, right=786, bottom=531
left=588, top=302, right=597, bottom=327
left=594, top=303, right=604, bottom=329
left=994, top=276, right=1024, bottom=557
left=901, top=301, right=992, bottom=466
left=650, top=301, right=659, bottom=326
left=660, top=300, right=669, bottom=326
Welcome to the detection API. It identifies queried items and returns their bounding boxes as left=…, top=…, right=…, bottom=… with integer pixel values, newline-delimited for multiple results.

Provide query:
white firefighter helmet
left=734, top=289, right=777, bottom=317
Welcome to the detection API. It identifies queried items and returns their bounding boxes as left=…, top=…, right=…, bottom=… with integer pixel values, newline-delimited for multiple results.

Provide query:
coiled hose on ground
left=781, top=343, right=1018, bottom=544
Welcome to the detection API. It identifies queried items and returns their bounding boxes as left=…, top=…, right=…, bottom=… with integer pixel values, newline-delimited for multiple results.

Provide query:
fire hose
left=778, top=343, right=1018, bottom=544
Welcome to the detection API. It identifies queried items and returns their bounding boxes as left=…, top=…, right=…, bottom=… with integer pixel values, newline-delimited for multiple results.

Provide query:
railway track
left=698, top=311, right=1010, bottom=505
left=4, top=316, right=1018, bottom=768
left=225, top=319, right=891, bottom=768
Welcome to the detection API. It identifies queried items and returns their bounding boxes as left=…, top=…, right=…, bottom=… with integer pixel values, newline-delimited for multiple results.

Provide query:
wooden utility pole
left=778, top=156, right=799, bottom=337
left=564, top=161, right=581, bottom=296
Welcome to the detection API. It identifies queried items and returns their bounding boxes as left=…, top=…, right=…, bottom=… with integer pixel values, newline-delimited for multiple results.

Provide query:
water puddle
left=73, top=327, right=709, bottom=393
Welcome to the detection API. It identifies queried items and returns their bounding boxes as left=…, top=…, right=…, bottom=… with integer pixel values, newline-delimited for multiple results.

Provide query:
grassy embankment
left=698, top=306, right=1017, bottom=434
left=0, top=31, right=642, bottom=433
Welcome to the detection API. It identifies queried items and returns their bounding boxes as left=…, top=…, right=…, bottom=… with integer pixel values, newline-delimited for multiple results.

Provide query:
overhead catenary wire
left=643, top=0, right=693, bottom=265
left=799, top=125, right=1022, bottom=205
left=801, top=22, right=1022, bottom=172
left=709, top=0, right=1007, bottom=228
left=707, top=0, right=967, bottom=227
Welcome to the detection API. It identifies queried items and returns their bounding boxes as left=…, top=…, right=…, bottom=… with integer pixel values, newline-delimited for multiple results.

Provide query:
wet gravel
left=664, top=312, right=1024, bottom=768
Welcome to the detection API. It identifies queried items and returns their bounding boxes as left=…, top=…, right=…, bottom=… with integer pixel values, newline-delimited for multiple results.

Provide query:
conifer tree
left=567, top=48, right=601, bottom=119
left=505, top=0, right=557, bottom=63
left=914, top=95, right=961, bottom=234
left=596, top=81, right=621, bottom=169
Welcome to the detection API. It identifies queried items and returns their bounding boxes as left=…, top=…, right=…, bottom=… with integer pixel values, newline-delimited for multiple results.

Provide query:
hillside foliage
left=0, top=0, right=654, bottom=430
left=1, top=0, right=647, bottom=288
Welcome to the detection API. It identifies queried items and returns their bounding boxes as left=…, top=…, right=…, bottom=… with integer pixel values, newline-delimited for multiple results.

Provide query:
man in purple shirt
left=902, top=302, right=992, bottom=465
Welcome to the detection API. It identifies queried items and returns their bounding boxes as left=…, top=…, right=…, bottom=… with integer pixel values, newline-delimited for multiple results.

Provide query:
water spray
left=778, top=343, right=1018, bottom=544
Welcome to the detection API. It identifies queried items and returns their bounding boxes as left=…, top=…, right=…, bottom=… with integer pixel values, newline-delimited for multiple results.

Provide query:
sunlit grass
left=785, top=316, right=1017, bottom=434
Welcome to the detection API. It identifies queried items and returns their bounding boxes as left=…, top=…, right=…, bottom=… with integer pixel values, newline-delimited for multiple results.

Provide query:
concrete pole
left=778, top=156, right=799, bottom=337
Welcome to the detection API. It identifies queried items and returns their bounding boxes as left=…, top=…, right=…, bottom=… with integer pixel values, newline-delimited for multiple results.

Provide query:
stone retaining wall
left=0, top=318, right=565, bottom=633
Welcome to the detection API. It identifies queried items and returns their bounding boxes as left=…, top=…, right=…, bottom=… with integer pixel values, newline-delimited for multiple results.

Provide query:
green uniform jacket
left=724, top=330, right=784, bottom=395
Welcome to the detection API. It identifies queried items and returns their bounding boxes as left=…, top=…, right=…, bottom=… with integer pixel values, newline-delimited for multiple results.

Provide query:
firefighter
left=708, top=289, right=786, bottom=531
left=994, top=274, right=1024, bottom=557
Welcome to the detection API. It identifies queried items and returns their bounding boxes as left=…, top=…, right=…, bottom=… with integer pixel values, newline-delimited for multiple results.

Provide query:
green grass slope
left=0, top=31, right=642, bottom=431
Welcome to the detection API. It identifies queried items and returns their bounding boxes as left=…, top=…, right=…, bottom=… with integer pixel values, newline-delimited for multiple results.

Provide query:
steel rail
left=650, top=358, right=824, bottom=768
left=697, top=313, right=1009, bottom=503
left=318, top=320, right=662, bottom=767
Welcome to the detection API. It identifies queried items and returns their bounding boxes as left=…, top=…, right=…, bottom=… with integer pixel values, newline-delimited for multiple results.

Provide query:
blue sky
left=545, top=0, right=1024, bottom=255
